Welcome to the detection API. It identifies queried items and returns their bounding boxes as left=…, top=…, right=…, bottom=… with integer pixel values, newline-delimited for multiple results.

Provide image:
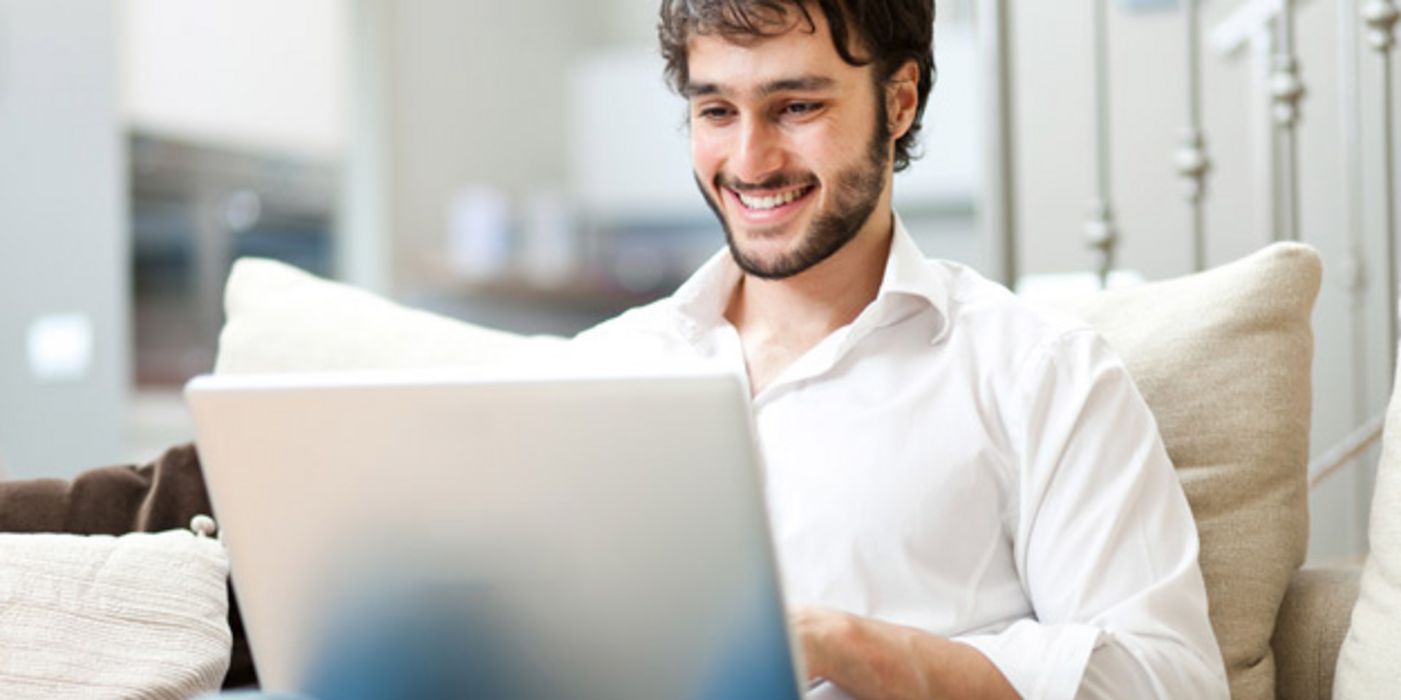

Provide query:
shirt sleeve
left=953, top=329, right=1228, bottom=699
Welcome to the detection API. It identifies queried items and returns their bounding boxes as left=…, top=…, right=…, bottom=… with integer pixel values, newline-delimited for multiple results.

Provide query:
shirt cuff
left=954, top=620, right=1102, bottom=700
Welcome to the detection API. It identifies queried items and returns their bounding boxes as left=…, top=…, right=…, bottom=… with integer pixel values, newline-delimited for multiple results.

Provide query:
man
left=575, top=0, right=1230, bottom=697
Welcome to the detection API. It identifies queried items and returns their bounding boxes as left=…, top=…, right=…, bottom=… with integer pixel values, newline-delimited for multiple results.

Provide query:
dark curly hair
left=658, top=0, right=936, bottom=172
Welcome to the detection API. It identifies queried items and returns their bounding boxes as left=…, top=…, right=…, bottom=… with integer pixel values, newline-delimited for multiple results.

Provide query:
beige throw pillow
left=1057, top=242, right=1320, bottom=700
left=1334, top=342, right=1401, bottom=697
left=215, top=258, right=566, bottom=375
left=0, top=530, right=232, bottom=699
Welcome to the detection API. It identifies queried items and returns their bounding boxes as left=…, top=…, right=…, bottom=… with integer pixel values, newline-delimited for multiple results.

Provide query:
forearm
left=800, top=608, right=1018, bottom=700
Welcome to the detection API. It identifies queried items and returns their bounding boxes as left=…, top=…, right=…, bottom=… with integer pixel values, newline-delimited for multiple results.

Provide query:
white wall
left=118, top=0, right=347, bottom=158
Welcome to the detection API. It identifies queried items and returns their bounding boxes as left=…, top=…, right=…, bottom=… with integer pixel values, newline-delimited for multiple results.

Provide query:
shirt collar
left=670, top=212, right=951, bottom=344
left=875, top=213, right=951, bottom=341
left=670, top=246, right=743, bottom=342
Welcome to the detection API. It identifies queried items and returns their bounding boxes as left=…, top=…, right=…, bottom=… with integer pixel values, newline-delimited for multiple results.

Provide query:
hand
left=789, top=604, right=856, bottom=683
left=787, top=605, right=1019, bottom=700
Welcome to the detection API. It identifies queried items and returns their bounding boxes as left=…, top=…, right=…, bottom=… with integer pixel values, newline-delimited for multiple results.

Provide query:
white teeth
left=736, top=187, right=806, bottom=210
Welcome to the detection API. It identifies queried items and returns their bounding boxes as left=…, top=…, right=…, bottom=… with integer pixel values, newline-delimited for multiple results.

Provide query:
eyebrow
left=683, top=75, right=836, bottom=99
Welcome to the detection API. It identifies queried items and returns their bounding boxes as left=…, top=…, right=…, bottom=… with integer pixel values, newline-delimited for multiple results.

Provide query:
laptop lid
left=187, top=369, right=803, bottom=699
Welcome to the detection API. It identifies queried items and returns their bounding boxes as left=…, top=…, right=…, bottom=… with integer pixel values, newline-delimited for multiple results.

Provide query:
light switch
left=27, top=313, right=94, bottom=382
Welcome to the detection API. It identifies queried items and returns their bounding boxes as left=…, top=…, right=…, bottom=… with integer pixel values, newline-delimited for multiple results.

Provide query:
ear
left=885, top=60, right=920, bottom=141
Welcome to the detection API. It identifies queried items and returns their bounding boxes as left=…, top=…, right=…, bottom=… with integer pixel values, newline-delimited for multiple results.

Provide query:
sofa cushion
left=215, top=258, right=566, bottom=375
left=1058, top=242, right=1320, bottom=700
left=1335, top=346, right=1401, bottom=696
left=1273, top=565, right=1362, bottom=700
left=0, top=529, right=231, bottom=697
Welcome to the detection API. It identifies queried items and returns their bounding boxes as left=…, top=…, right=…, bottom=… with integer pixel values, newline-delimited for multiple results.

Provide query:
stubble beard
left=696, top=102, right=893, bottom=281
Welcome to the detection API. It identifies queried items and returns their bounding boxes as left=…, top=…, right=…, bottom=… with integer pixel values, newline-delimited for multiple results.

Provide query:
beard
left=696, top=101, right=892, bottom=280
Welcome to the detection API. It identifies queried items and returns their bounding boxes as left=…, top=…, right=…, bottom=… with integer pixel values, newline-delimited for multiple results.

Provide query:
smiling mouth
left=728, top=183, right=817, bottom=212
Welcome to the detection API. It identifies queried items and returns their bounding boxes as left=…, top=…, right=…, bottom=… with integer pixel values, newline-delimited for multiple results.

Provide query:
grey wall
left=0, top=0, right=127, bottom=478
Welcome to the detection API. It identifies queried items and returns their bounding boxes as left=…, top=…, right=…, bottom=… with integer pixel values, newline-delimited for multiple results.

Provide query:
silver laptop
left=186, top=369, right=806, bottom=699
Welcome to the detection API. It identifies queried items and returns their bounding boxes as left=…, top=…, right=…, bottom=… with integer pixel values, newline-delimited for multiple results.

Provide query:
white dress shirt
left=575, top=216, right=1229, bottom=699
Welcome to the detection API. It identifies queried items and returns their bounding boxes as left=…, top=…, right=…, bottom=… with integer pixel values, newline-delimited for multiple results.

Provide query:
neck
left=726, top=207, right=895, bottom=342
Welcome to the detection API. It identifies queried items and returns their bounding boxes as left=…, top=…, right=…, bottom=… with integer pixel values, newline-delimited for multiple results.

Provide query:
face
left=684, top=11, right=895, bottom=280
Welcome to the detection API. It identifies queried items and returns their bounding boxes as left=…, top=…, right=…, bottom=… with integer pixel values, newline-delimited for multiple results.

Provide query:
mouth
left=723, top=182, right=817, bottom=225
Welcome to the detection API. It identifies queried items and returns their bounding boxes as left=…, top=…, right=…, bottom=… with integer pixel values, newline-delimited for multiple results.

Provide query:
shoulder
left=935, top=259, right=1102, bottom=374
left=574, top=296, right=678, bottom=344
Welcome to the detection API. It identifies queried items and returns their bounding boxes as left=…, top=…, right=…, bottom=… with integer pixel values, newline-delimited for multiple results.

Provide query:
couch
left=2, top=240, right=1394, bottom=698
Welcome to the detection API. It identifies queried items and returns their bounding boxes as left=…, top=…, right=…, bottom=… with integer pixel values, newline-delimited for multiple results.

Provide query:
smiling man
left=579, top=0, right=1231, bottom=697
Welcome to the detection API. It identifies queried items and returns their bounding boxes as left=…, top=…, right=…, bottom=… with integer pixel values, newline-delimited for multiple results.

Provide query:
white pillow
left=215, top=258, right=567, bottom=374
left=1335, top=343, right=1401, bottom=696
left=0, top=530, right=232, bottom=699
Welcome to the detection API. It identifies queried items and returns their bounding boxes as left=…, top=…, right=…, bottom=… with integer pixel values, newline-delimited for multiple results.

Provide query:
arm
left=793, top=331, right=1228, bottom=699
left=794, top=605, right=1017, bottom=699
left=957, top=330, right=1226, bottom=698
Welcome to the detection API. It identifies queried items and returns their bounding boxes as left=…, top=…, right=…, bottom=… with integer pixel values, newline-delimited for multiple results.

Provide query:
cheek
left=690, top=131, right=725, bottom=178
left=758, top=120, right=849, bottom=184
left=797, top=119, right=859, bottom=166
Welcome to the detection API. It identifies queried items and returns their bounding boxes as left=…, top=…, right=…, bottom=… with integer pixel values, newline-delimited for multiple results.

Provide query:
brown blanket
left=0, top=443, right=257, bottom=689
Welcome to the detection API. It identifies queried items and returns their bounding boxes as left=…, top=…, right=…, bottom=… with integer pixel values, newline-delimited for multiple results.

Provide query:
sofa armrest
left=1271, top=565, right=1361, bottom=700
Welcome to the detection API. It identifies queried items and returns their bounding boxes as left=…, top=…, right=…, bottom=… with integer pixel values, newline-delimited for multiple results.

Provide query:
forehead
left=683, top=13, right=867, bottom=94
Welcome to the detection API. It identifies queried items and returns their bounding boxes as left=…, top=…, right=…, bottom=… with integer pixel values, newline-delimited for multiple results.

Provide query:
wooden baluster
left=1178, top=0, right=1212, bottom=271
left=1364, top=0, right=1400, bottom=372
left=1269, top=0, right=1306, bottom=242
left=1086, top=0, right=1118, bottom=287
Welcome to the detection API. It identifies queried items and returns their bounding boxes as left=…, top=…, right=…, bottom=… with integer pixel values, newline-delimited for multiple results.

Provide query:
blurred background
left=0, top=0, right=1393, bottom=565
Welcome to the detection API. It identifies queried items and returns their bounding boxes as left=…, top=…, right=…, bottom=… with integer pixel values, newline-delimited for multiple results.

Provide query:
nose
left=730, top=114, right=784, bottom=186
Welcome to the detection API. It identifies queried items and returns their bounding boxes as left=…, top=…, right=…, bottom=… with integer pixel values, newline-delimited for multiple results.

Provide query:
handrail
left=1210, top=0, right=1316, bottom=56
left=1309, top=412, right=1386, bottom=490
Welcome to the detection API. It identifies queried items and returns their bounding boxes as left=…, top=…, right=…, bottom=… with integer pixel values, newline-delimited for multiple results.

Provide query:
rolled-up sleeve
left=953, top=330, right=1229, bottom=699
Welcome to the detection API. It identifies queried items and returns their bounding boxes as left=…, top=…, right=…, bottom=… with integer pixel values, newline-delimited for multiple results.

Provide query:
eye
left=782, top=101, right=824, bottom=118
left=695, top=104, right=734, bottom=122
